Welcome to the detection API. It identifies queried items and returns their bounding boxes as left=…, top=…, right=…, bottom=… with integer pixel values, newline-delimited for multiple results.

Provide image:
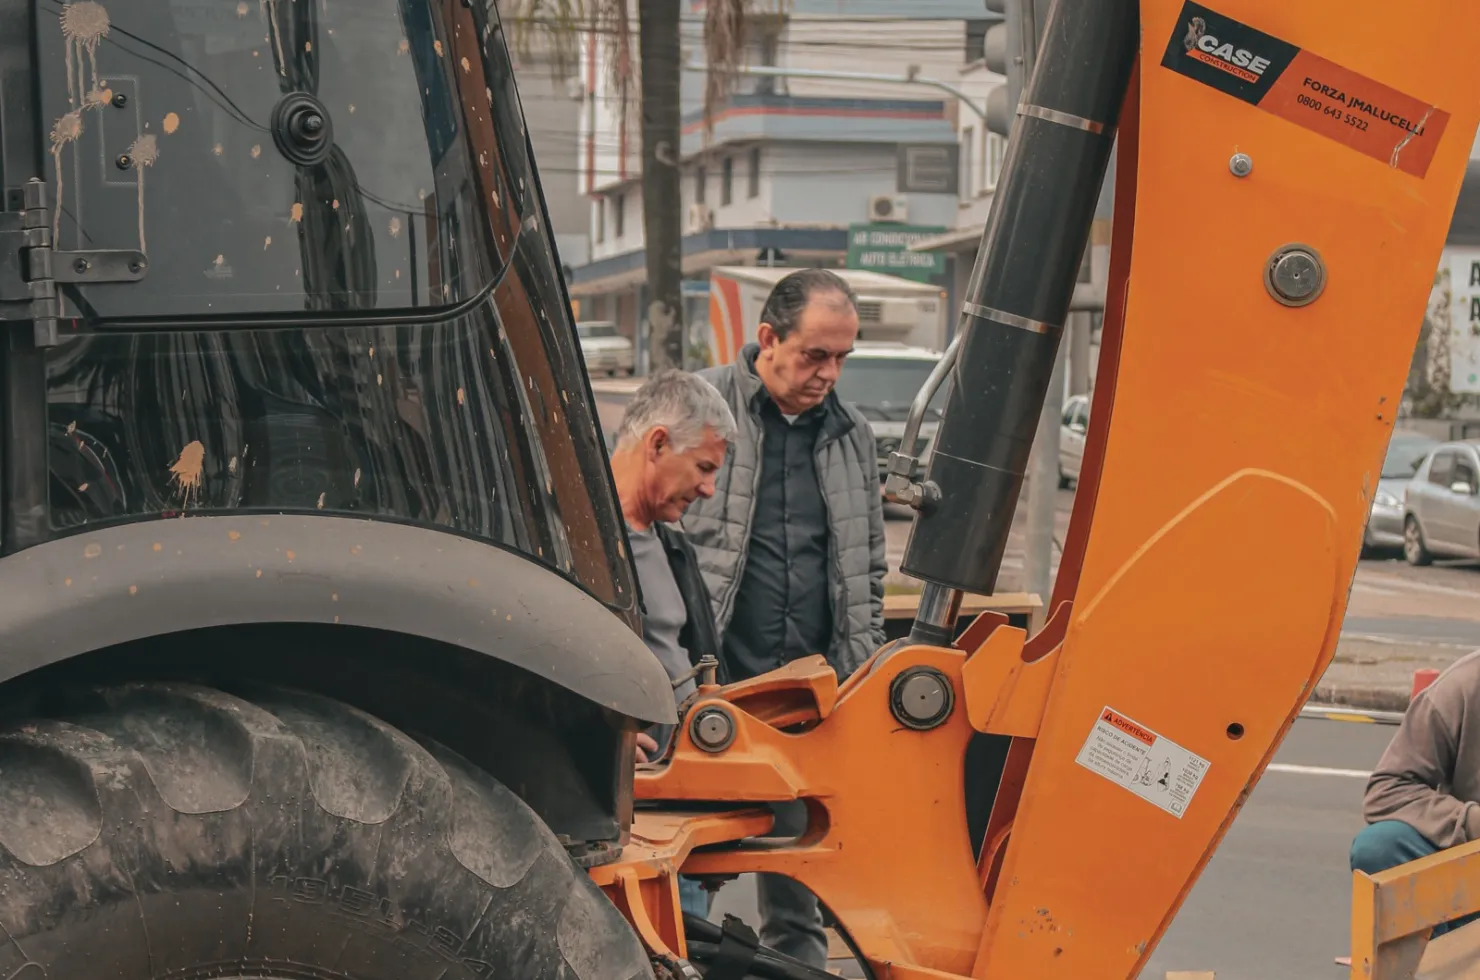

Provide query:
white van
left=832, top=342, right=945, bottom=483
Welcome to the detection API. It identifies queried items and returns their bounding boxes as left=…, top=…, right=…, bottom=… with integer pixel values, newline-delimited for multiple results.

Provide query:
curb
left=1309, top=680, right=1416, bottom=716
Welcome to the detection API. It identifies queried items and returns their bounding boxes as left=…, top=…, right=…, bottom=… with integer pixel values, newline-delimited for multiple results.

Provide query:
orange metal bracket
left=588, top=2, right=1480, bottom=977
left=589, top=809, right=775, bottom=961
left=640, top=645, right=985, bottom=976
left=618, top=612, right=1082, bottom=978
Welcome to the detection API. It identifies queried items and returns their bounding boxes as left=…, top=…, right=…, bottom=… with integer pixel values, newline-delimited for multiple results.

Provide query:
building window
left=614, top=192, right=625, bottom=239
left=721, top=157, right=733, bottom=206
left=695, top=165, right=706, bottom=205
left=986, top=133, right=1007, bottom=190
left=960, top=127, right=974, bottom=197
left=897, top=143, right=958, bottom=195
left=965, top=19, right=990, bottom=64
left=748, top=147, right=761, bottom=198
left=745, top=26, right=781, bottom=95
left=759, top=33, right=778, bottom=94
left=595, top=197, right=605, bottom=243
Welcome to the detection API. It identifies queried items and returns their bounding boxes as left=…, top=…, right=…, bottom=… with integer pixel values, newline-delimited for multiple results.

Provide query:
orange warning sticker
left=1160, top=1, right=1450, bottom=179
left=1099, top=707, right=1156, bottom=747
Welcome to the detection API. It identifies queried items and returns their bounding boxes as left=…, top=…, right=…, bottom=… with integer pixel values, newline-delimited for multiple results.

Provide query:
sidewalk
left=1313, top=634, right=1472, bottom=712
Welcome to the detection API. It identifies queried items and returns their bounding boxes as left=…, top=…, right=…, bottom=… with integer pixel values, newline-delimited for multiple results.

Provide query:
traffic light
left=982, top=0, right=1017, bottom=141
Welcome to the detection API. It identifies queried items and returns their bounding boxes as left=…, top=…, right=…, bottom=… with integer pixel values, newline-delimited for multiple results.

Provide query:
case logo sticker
left=1160, top=1, right=1450, bottom=178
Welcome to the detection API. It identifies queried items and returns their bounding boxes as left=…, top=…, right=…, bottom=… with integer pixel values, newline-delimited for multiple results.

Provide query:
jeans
left=679, top=875, right=710, bottom=920
left=756, top=801, right=829, bottom=968
left=1350, top=820, right=1480, bottom=937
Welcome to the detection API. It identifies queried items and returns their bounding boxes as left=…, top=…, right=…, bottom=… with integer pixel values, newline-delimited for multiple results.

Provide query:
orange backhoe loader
left=586, top=2, right=1480, bottom=979
left=0, top=0, right=1475, bottom=977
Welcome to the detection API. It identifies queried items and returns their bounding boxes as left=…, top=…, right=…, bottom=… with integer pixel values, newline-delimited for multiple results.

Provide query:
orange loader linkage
left=592, top=0, right=1480, bottom=978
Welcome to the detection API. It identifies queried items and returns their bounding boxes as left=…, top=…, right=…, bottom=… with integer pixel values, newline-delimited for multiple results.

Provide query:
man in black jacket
left=608, top=370, right=736, bottom=917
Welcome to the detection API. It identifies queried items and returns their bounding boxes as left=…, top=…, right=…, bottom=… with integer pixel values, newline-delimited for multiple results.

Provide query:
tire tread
left=0, top=681, right=650, bottom=980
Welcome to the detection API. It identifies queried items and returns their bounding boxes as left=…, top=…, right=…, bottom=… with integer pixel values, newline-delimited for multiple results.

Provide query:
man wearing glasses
left=681, top=268, right=887, bottom=968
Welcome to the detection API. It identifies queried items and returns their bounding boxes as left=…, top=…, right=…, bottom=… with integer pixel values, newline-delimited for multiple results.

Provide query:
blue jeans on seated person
left=679, top=875, right=710, bottom=920
left=1350, top=820, right=1480, bottom=937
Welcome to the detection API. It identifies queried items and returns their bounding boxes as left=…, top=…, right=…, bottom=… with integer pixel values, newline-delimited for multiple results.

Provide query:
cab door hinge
left=0, top=180, right=59, bottom=347
left=0, top=178, right=148, bottom=348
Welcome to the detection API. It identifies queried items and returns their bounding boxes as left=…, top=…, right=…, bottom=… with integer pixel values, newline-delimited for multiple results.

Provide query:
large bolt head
left=889, top=666, right=955, bottom=731
left=1264, top=244, right=1326, bottom=307
left=690, top=706, right=736, bottom=752
left=899, top=673, right=947, bottom=720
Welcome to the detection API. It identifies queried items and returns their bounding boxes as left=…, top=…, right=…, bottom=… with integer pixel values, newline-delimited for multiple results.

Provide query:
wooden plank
left=882, top=591, right=1043, bottom=620
left=1416, top=917, right=1480, bottom=980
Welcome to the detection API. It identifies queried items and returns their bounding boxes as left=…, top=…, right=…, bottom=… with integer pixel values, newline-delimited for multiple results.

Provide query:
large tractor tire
left=0, top=681, right=652, bottom=980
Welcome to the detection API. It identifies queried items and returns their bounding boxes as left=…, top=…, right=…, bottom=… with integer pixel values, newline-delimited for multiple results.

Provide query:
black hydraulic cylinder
left=899, top=0, right=1138, bottom=595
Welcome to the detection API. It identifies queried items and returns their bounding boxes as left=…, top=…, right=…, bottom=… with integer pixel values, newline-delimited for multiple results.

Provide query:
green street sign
left=845, top=223, right=948, bottom=281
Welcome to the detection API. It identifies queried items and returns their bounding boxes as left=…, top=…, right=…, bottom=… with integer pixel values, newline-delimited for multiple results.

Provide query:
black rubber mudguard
left=0, top=514, right=675, bottom=725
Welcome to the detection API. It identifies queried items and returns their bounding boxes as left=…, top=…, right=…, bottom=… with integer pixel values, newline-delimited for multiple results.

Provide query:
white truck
left=700, top=265, right=948, bottom=367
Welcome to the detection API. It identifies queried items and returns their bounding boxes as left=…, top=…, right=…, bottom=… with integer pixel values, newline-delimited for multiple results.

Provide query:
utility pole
left=1069, top=307, right=1091, bottom=396
left=637, top=0, right=684, bottom=373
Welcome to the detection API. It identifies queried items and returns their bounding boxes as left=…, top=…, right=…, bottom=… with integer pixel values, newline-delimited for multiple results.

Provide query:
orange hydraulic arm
left=590, top=1, right=1480, bottom=978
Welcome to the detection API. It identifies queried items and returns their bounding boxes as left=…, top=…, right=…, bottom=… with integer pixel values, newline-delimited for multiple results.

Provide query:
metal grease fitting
left=1265, top=244, right=1326, bottom=307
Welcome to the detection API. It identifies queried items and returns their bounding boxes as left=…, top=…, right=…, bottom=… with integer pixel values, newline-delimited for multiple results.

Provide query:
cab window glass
left=34, top=0, right=514, bottom=321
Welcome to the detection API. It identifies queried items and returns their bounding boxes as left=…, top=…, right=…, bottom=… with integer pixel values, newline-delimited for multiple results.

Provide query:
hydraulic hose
left=681, top=913, right=851, bottom=980
left=899, top=0, right=1138, bottom=595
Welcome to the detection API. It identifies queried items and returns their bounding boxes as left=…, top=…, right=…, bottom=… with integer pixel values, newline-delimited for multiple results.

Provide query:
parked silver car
left=1363, top=431, right=1438, bottom=554
left=1402, top=438, right=1480, bottom=565
left=1059, top=394, right=1090, bottom=488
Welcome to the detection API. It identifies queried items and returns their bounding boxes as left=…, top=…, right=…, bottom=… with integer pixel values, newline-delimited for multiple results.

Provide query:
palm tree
left=499, top=0, right=754, bottom=372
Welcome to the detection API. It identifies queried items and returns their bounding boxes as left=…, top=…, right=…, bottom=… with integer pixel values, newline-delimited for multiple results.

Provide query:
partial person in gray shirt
left=607, top=369, right=736, bottom=919
left=1351, top=648, right=1480, bottom=936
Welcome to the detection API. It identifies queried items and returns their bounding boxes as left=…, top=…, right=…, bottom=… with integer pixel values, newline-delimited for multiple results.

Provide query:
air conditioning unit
left=687, top=203, right=715, bottom=233
left=868, top=194, right=908, bottom=223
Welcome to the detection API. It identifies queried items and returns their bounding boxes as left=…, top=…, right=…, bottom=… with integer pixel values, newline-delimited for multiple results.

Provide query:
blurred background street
left=883, top=485, right=1480, bottom=708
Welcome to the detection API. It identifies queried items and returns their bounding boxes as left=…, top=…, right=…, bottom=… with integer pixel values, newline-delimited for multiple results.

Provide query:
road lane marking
left=1300, top=704, right=1403, bottom=725
left=1308, top=711, right=1375, bottom=723
left=1266, top=763, right=1370, bottom=779
left=1349, top=636, right=1474, bottom=651
left=1357, top=573, right=1480, bottom=600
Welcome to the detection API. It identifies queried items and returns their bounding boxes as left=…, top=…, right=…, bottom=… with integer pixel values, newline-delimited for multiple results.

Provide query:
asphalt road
left=701, top=717, right=1396, bottom=980
left=1143, top=717, right=1392, bottom=980
left=1344, top=615, right=1480, bottom=646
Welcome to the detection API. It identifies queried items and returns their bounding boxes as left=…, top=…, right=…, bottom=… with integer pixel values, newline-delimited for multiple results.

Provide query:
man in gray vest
left=682, top=267, right=887, bottom=967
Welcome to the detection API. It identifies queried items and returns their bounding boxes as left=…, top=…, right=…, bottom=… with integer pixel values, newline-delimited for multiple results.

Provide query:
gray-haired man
left=608, top=369, right=736, bottom=919
left=681, top=267, right=887, bottom=968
